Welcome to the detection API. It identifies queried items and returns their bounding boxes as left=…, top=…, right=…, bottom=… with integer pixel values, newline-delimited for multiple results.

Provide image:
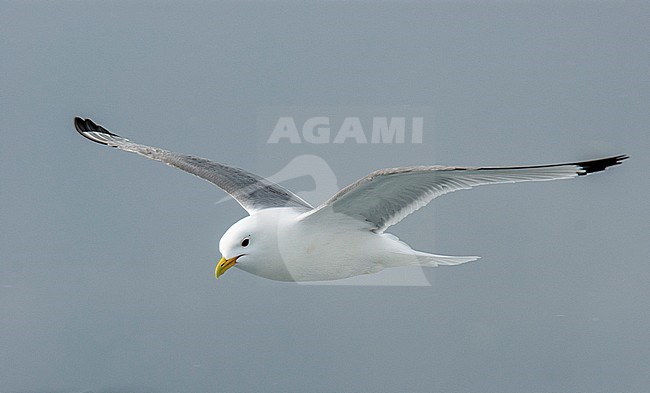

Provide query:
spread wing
left=301, top=156, right=628, bottom=232
left=74, top=117, right=313, bottom=214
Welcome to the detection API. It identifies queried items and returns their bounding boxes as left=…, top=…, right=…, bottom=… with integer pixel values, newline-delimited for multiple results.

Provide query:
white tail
left=386, top=250, right=480, bottom=268
left=414, top=252, right=480, bottom=266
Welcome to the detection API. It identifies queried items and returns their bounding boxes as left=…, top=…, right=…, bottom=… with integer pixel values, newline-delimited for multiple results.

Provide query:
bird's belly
left=273, top=225, right=383, bottom=281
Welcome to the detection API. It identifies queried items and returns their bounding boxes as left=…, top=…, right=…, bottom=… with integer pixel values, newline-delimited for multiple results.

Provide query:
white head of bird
left=216, top=208, right=296, bottom=281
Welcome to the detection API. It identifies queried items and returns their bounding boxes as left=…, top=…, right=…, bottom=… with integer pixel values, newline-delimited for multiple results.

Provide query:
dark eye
left=241, top=237, right=250, bottom=247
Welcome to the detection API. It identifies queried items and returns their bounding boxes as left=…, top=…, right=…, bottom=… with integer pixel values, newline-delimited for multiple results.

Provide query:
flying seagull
left=74, top=117, right=627, bottom=282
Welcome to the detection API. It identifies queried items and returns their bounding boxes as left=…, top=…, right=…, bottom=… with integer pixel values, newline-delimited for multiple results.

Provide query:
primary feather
left=302, top=156, right=627, bottom=232
left=74, top=117, right=312, bottom=214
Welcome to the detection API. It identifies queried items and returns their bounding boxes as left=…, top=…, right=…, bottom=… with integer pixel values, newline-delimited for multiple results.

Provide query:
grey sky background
left=1, top=1, right=648, bottom=392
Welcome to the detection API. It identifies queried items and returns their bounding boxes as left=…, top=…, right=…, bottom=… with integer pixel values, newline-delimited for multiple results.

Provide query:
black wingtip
left=577, top=154, right=629, bottom=175
left=73, top=116, right=120, bottom=145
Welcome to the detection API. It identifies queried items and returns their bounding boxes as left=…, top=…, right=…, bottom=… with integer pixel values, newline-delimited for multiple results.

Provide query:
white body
left=220, top=208, right=474, bottom=282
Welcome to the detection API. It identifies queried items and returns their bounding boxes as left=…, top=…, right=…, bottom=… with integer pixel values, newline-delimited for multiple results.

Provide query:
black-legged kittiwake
left=74, top=117, right=627, bottom=282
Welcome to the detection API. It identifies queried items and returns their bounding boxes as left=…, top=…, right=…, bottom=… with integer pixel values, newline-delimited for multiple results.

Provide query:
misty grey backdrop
left=1, top=1, right=648, bottom=392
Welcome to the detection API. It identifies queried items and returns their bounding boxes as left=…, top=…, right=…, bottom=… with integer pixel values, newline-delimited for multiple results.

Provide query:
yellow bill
left=215, top=255, right=239, bottom=279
